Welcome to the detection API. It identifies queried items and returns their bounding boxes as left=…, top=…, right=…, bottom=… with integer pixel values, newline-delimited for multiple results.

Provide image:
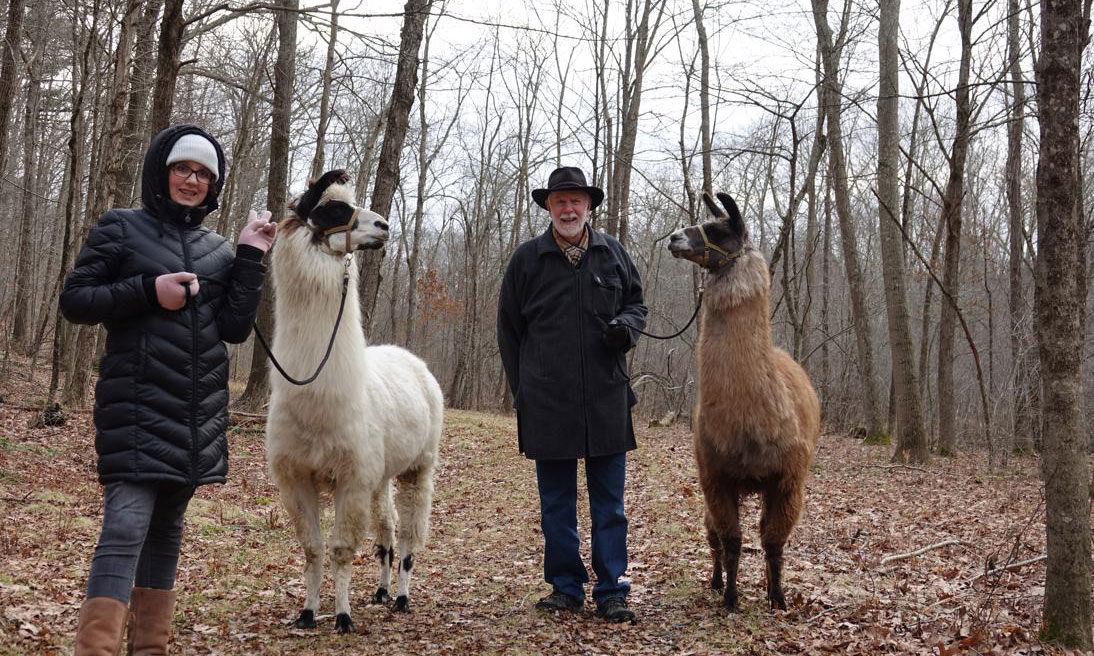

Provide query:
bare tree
left=1035, top=0, right=1092, bottom=646
left=237, top=0, right=298, bottom=412
left=936, top=0, right=974, bottom=457
left=0, top=0, right=25, bottom=178
left=605, top=0, right=669, bottom=245
left=148, top=0, right=182, bottom=133
left=359, top=0, right=433, bottom=332
left=47, top=0, right=97, bottom=405
left=811, top=0, right=886, bottom=441
left=308, top=0, right=339, bottom=180
left=878, top=0, right=928, bottom=463
left=1006, top=0, right=1036, bottom=453
left=61, top=0, right=143, bottom=410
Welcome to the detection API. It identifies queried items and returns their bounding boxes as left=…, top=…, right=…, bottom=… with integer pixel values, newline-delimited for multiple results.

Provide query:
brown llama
left=667, top=191, right=820, bottom=611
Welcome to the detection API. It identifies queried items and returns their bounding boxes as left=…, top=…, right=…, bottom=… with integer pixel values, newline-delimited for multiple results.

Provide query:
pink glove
left=155, top=272, right=199, bottom=310
left=238, top=209, right=276, bottom=252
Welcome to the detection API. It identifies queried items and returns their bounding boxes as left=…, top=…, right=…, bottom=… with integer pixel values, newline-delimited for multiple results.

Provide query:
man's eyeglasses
left=169, top=162, right=214, bottom=185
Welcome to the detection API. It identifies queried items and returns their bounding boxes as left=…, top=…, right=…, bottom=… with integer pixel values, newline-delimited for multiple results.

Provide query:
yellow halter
left=698, top=223, right=741, bottom=271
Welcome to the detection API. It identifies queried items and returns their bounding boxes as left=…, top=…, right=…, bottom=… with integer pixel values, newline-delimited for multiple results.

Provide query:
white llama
left=265, top=170, right=444, bottom=634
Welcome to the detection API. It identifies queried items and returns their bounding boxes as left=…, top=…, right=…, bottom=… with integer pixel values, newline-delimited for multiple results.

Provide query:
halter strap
left=322, top=206, right=362, bottom=254
left=697, top=223, right=741, bottom=271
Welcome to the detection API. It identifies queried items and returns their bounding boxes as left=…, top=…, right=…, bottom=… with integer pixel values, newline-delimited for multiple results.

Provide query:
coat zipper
left=178, top=225, right=199, bottom=484
left=575, top=262, right=589, bottom=457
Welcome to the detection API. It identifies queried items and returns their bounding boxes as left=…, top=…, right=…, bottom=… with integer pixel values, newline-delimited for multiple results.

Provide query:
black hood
left=141, top=124, right=227, bottom=227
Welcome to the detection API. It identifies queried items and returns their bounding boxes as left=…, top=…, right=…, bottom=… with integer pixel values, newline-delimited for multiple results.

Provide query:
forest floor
left=0, top=368, right=1088, bottom=655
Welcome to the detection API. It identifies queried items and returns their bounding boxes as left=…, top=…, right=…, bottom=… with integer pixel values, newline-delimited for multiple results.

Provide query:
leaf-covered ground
left=0, top=374, right=1088, bottom=655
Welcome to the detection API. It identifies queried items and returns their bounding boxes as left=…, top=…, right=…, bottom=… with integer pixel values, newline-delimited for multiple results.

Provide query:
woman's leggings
left=85, top=481, right=195, bottom=604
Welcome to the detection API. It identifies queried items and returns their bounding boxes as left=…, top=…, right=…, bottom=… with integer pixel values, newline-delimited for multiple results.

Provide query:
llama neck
left=698, top=254, right=775, bottom=392
left=270, top=229, right=368, bottom=387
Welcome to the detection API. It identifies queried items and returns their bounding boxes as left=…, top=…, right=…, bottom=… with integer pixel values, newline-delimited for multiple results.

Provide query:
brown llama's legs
left=704, top=509, right=723, bottom=590
left=703, top=487, right=742, bottom=611
left=759, top=481, right=804, bottom=611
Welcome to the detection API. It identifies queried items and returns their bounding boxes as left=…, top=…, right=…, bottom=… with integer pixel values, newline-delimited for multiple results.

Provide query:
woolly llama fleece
left=265, top=170, right=444, bottom=633
left=668, top=191, right=820, bottom=612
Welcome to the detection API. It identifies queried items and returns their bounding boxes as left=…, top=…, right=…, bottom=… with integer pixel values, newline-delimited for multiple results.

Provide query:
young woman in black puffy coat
left=60, top=124, right=276, bottom=655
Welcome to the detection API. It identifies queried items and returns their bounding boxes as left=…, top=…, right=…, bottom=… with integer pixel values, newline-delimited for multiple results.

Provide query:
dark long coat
left=497, top=226, right=647, bottom=460
left=59, top=125, right=265, bottom=486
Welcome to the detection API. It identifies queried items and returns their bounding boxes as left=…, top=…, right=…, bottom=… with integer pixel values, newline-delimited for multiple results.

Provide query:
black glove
left=603, top=319, right=631, bottom=351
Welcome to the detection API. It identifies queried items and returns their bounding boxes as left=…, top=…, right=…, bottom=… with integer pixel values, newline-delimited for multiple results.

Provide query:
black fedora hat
left=531, top=166, right=604, bottom=210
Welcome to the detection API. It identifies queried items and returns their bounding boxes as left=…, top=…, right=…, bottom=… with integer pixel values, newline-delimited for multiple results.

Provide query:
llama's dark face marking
left=291, top=168, right=390, bottom=254
left=667, top=192, right=748, bottom=271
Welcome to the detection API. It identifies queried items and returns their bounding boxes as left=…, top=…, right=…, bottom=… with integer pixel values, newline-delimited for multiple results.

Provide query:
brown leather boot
left=75, top=597, right=127, bottom=656
left=126, top=588, right=176, bottom=656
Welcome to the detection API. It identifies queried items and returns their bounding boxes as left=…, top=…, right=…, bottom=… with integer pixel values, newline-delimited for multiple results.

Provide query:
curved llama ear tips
left=701, top=192, right=725, bottom=219
left=716, top=192, right=747, bottom=239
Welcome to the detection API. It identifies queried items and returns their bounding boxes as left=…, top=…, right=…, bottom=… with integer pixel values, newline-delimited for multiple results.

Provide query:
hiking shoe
left=534, top=590, right=583, bottom=613
left=595, top=597, right=636, bottom=624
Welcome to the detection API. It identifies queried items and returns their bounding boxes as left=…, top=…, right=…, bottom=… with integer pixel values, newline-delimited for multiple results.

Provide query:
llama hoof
left=392, top=595, right=410, bottom=612
left=294, top=609, right=317, bottom=629
left=769, top=592, right=787, bottom=611
left=335, top=613, right=355, bottom=634
left=722, top=591, right=739, bottom=612
left=372, top=587, right=391, bottom=604
left=710, top=576, right=724, bottom=590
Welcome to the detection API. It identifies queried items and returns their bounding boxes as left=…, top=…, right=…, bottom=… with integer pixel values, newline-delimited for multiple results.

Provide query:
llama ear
left=716, top=192, right=747, bottom=239
left=701, top=192, right=726, bottom=219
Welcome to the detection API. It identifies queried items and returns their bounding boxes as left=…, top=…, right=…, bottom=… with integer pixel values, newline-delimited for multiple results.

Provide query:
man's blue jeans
left=535, top=453, right=629, bottom=602
left=86, top=481, right=195, bottom=604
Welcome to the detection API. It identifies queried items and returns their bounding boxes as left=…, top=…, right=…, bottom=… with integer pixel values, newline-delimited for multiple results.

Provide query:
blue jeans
left=86, top=482, right=195, bottom=603
left=535, top=453, right=629, bottom=602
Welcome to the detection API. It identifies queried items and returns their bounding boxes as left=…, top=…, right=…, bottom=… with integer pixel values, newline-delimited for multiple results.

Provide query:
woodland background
left=0, top=0, right=1092, bottom=651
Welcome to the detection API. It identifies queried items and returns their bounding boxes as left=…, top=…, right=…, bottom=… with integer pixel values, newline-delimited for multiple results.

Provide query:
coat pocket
left=591, top=273, right=622, bottom=317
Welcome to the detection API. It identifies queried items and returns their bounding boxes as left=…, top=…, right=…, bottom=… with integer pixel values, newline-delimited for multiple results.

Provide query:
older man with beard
left=497, top=166, right=647, bottom=623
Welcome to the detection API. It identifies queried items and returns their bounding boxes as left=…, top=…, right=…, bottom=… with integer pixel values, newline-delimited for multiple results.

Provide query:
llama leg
left=710, top=491, right=742, bottom=611
left=330, top=484, right=370, bottom=634
left=392, top=464, right=435, bottom=612
left=279, top=480, right=323, bottom=629
left=704, top=509, right=723, bottom=590
left=370, top=482, right=396, bottom=604
left=759, top=481, right=804, bottom=611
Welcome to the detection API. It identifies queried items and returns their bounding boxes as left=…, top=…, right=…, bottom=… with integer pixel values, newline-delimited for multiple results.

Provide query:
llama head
left=289, top=169, right=389, bottom=255
left=667, top=192, right=748, bottom=272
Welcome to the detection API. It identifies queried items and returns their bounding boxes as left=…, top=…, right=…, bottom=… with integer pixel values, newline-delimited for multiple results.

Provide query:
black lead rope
left=628, top=291, right=703, bottom=341
left=613, top=290, right=704, bottom=383
left=252, top=271, right=350, bottom=386
left=187, top=266, right=351, bottom=386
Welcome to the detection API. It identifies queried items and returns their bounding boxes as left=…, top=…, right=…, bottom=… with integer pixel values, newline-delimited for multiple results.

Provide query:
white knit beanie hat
left=165, top=134, right=219, bottom=181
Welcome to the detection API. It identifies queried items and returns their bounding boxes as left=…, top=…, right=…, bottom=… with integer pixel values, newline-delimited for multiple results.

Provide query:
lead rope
left=252, top=255, right=353, bottom=386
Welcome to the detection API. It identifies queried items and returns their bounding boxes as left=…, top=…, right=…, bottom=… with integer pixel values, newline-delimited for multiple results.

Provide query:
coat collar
left=534, top=223, right=609, bottom=257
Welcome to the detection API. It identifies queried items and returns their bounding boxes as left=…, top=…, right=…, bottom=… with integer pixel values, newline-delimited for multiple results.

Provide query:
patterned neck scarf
left=552, top=224, right=589, bottom=267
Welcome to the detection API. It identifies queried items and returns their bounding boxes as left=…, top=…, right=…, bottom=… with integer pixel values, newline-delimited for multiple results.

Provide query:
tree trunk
left=936, top=0, right=973, bottom=457
left=48, top=3, right=95, bottom=404
left=1035, top=0, right=1092, bottom=646
left=236, top=0, right=298, bottom=413
left=148, top=0, right=183, bottom=134
left=114, top=0, right=163, bottom=206
left=691, top=0, right=711, bottom=196
left=1006, top=0, right=1036, bottom=454
left=308, top=0, right=339, bottom=181
left=10, top=61, right=40, bottom=353
left=878, top=0, right=928, bottom=464
left=811, top=0, right=886, bottom=440
left=607, top=0, right=666, bottom=245
left=359, top=0, right=432, bottom=333
left=0, top=0, right=25, bottom=178
left=61, top=0, right=142, bottom=410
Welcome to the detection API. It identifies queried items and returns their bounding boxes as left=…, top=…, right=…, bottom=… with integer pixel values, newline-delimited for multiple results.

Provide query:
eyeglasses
left=169, top=162, right=214, bottom=185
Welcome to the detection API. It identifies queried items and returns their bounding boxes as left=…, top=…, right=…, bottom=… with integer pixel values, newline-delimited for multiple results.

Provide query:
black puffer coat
left=497, top=226, right=647, bottom=460
left=60, top=125, right=266, bottom=486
